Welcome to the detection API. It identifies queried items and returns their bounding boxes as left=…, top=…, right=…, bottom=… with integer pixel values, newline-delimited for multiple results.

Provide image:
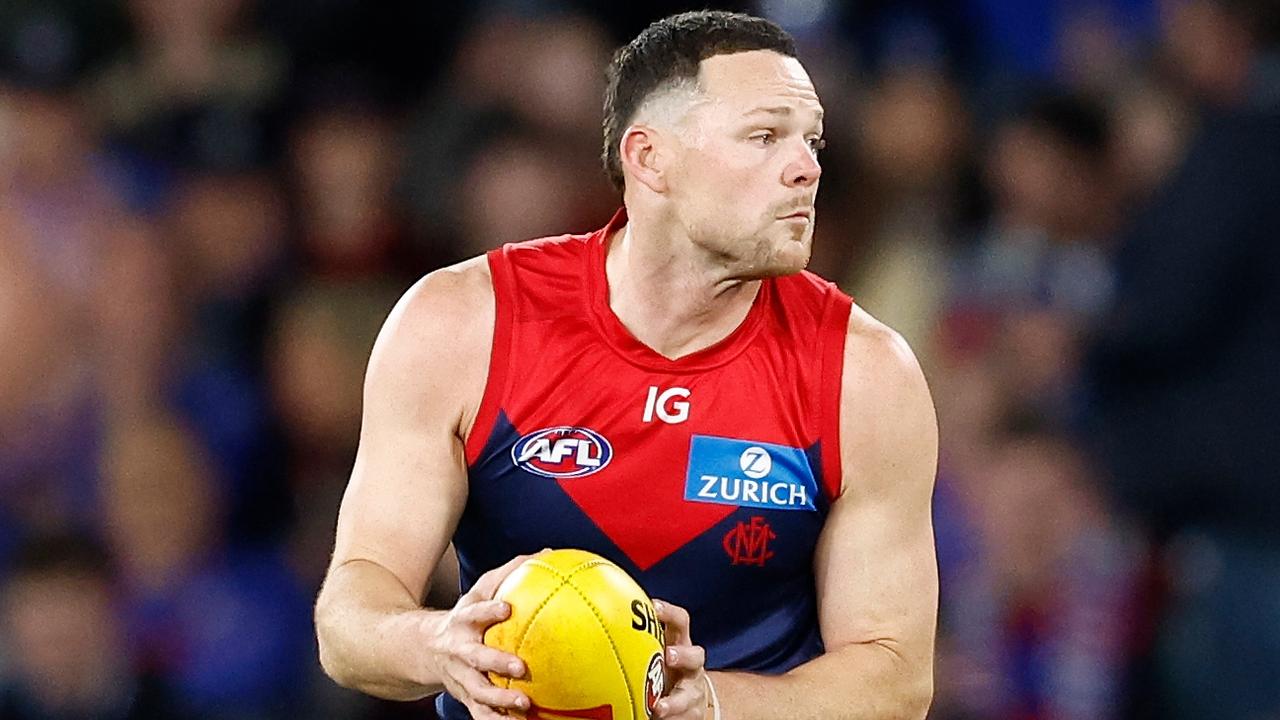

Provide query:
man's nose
left=783, top=142, right=822, bottom=188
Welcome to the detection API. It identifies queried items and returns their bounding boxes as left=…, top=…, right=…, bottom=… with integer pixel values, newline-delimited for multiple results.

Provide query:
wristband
left=704, top=673, right=722, bottom=720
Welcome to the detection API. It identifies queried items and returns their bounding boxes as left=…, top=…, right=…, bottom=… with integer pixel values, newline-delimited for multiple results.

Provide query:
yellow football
left=483, top=549, right=667, bottom=720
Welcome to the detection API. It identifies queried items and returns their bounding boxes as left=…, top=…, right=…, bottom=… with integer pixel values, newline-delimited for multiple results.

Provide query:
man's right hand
left=426, top=553, right=537, bottom=719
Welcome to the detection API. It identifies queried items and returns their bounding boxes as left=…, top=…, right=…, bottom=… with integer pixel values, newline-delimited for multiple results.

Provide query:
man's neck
left=604, top=220, right=760, bottom=360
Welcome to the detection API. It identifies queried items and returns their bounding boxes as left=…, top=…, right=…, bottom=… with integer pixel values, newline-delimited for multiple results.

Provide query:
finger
left=469, top=554, right=535, bottom=600
left=457, top=668, right=531, bottom=712
left=665, top=644, right=705, bottom=673
left=465, top=699, right=520, bottom=720
left=654, top=681, right=702, bottom=718
left=443, top=677, right=507, bottom=720
left=454, top=598, right=512, bottom=628
left=654, top=599, right=692, bottom=646
left=459, top=641, right=527, bottom=678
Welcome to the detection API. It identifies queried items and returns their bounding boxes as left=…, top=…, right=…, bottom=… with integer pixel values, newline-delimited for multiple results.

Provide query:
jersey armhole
left=818, top=290, right=853, bottom=501
left=463, top=248, right=515, bottom=465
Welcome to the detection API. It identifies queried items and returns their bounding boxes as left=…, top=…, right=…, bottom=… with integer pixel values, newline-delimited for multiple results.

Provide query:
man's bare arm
left=314, top=258, right=532, bottom=715
left=709, top=305, right=940, bottom=720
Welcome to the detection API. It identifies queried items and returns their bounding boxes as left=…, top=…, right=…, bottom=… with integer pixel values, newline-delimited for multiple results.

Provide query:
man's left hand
left=653, top=599, right=710, bottom=720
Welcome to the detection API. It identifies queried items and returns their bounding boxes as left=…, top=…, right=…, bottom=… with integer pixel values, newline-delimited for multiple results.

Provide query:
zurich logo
left=684, top=435, right=817, bottom=512
left=512, top=426, right=613, bottom=478
left=739, top=447, right=772, bottom=479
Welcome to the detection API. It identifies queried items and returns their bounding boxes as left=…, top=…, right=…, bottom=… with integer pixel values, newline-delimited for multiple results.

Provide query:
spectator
left=289, top=101, right=414, bottom=279
left=0, top=533, right=182, bottom=719
left=943, top=90, right=1120, bottom=423
left=932, top=422, right=1143, bottom=720
left=1084, top=2, right=1280, bottom=717
left=89, top=0, right=286, bottom=173
left=99, top=414, right=313, bottom=718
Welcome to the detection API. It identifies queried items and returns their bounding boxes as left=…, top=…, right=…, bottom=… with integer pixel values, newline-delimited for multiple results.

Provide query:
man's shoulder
left=420, top=254, right=494, bottom=296
left=840, top=303, right=931, bottom=420
left=844, top=303, right=910, bottom=360
left=504, top=231, right=595, bottom=253
left=836, top=303, right=938, bottom=499
left=398, top=227, right=594, bottom=332
left=363, top=256, right=496, bottom=433
left=400, top=256, right=494, bottom=328
left=497, top=231, right=596, bottom=275
left=375, top=256, right=495, bottom=369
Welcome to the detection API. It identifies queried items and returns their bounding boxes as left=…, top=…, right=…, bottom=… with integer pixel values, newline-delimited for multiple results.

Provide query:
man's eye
left=808, top=137, right=827, bottom=152
left=752, top=132, right=776, bottom=146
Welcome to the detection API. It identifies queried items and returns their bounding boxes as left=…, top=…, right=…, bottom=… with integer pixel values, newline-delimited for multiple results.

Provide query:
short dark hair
left=601, top=11, right=798, bottom=192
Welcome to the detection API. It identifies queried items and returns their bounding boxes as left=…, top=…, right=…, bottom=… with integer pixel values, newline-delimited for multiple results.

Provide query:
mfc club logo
left=512, top=426, right=613, bottom=479
left=724, top=516, right=776, bottom=566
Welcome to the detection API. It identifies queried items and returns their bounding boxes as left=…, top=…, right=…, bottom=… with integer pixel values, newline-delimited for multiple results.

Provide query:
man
left=315, top=11, right=938, bottom=720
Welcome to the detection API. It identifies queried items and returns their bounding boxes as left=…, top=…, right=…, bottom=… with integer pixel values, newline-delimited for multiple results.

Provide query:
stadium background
left=0, top=0, right=1276, bottom=718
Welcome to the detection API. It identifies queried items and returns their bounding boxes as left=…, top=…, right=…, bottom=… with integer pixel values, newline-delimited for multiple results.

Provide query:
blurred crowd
left=1, top=0, right=1277, bottom=718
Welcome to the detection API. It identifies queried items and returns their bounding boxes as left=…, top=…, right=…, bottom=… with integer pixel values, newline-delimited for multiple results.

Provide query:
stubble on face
left=663, top=51, right=823, bottom=279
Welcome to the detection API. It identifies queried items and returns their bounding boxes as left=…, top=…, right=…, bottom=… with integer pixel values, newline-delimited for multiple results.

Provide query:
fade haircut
left=601, top=10, right=798, bottom=192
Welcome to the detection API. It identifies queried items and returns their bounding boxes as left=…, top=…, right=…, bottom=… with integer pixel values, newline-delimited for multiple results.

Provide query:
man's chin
left=748, top=254, right=810, bottom=279
left=763, top=239, right=812, bottom=276
left=730, top=233, right=812, bottom=278
left=762, top=261, right=809, bottom=277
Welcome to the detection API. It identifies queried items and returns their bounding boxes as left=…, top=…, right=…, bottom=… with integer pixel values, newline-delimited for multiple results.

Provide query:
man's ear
left=619, top=124, right=669, bottom=193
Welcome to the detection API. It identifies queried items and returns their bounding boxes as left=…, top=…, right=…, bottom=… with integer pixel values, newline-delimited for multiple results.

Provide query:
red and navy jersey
left=439, top=209, right=852, bottom=719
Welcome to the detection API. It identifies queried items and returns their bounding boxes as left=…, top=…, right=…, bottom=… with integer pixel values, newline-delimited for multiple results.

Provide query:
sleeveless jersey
left=438, top=209, right=853, bottom=719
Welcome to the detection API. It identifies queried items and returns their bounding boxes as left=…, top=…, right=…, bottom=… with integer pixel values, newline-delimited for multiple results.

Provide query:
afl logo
left=512, top=426, right=613, bottom=478
left=644, top=652, right=665, bottom=718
